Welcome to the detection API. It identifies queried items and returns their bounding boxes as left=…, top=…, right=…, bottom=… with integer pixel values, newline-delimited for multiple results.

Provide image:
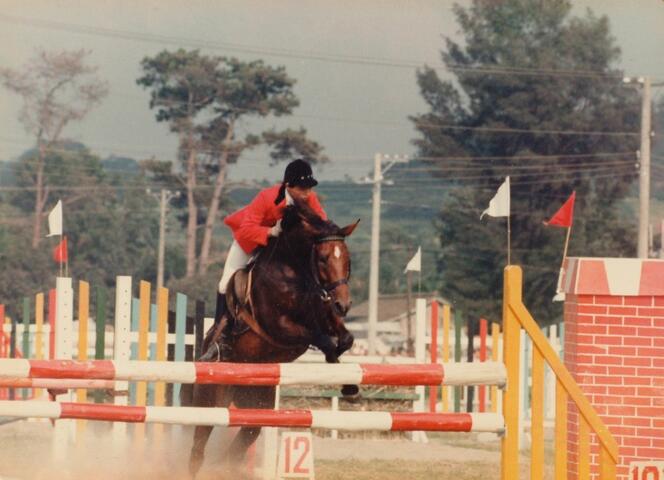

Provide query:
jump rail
left=0, top=359, right=507, bottom=387
left=0, top=401, right=505, bottom=433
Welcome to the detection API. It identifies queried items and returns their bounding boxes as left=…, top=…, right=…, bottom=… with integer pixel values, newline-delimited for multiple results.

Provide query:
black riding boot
left=200, top=293, right=234, bottom=362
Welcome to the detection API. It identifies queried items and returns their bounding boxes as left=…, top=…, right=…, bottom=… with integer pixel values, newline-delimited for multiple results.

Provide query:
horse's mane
left=281, top=198, right=339, bottom=239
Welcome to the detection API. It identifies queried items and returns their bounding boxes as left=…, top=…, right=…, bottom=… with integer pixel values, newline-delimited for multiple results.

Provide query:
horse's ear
left=339, top=219, right=360, bottom=237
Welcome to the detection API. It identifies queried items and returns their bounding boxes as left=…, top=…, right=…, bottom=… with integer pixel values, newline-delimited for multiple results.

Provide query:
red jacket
left=224, top=184, right=327, bottom=254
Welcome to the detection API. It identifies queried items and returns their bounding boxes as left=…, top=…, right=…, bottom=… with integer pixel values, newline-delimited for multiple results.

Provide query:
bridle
left=311, top=235, right=351, bottom=304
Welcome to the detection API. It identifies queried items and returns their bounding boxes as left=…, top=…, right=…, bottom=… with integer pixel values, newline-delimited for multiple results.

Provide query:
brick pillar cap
left=562, top=257, right=664, bottom=296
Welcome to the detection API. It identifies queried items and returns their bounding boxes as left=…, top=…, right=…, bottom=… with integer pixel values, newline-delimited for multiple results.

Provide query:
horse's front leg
left=189, top=424, right=213, bottom=479
left=221, top=386, right=275, bottom=473
left=188, top=384, right=233, bottom=479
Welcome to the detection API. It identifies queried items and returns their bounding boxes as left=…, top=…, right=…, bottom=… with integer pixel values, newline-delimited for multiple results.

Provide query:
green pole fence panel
left=454, top=310, right=462, bottom=413
left=22, top=297, right=31, bottom=399
left=147, top=303, right=157, bottom=405
left=22, top=297, right=30, bottom=359
left=172, top=293, right=187, bottom=407
left=95, top=287, right=107, bottom=360
left=94, top=286, right=107, bottom=404
left=10, top=315, right=17, bottom=400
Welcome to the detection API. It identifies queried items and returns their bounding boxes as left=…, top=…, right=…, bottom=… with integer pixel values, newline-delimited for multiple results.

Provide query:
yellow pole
left=599, top=445, right=617, bottom=480
left=555, top=379, right=568, bottom=480
left=34, top=293, right=44, bottom=398
left=135, top=280, right=151, bottom=445
left=531, top=346, right=544, bottom=480
left=153, top=286, right=169, bottom=439
left=77, top=281, right=90, bottom=438
left=442, top=304, right=450, bottom=412
left=491, top=322, right=500, bottom=413
left=578, top=415, right=591, bottom=480
left=501, top=266, right=521, bottom=480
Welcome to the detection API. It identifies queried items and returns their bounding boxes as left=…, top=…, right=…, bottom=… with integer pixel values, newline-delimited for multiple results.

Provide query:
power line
left=0, top=13, right=641, bottom=81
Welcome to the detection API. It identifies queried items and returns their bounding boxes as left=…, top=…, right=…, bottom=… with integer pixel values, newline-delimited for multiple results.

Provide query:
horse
left=187, top=200, right=359, bottom=478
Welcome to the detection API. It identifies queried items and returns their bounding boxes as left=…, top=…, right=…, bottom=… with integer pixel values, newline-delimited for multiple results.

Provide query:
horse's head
left=282, top=199, right=359, bottom=319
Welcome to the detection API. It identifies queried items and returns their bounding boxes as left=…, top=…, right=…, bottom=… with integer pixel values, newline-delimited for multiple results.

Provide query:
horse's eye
left=318, top=256, right=328, bottom=264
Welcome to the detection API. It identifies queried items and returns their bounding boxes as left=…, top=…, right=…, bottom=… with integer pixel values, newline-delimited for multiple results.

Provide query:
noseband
left=312, top=235, right=350, bottom=303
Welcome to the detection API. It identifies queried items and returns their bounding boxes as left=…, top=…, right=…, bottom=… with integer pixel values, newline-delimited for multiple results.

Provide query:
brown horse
left=187, top=200, right=359, bottom=478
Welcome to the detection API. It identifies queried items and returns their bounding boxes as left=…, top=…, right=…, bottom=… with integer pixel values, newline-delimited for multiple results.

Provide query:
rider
left=212, top=158, right=327, bottom=358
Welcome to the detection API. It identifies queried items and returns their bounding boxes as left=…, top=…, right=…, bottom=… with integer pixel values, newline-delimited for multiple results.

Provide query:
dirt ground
left=0, top=420, right=550, bottom=480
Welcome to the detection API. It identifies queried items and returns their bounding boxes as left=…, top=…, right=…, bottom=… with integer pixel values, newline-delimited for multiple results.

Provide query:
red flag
left=53, top=237, right=68, bottom=263
left=545, top=191, right=576, bottom=228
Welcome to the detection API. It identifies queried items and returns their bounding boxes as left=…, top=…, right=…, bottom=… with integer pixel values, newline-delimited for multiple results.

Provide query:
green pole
left=22, top=298, right=30, bottom=399
left=94, top=286, right=107, bottom=403
left=95, top=287, right=107, bottom=360
left=454, top=309, right=462, bottom=413
left=9, top=315, right=17, bottom=400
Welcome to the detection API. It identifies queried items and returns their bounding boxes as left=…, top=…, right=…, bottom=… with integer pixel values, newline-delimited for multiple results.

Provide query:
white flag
left=47, top=200, right=63, bottom=237
left=480, top=176, right=510, bottom=219
left=404, top=246, right=421, bottom=273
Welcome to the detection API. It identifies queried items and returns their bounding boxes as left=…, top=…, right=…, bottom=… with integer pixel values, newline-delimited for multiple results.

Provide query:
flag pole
left=65, top=235, right=69, bottom=278
left=561, top=226, right=572, bottom=264
left=507, top=216, right=511, bottom=266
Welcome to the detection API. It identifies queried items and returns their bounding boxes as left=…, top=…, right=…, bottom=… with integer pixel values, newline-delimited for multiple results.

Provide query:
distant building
left=345, top=293, right=449, bottom=355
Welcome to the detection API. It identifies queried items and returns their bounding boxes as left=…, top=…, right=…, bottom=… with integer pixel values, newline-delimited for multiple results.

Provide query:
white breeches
left=218, top=240, right=251, bottom=294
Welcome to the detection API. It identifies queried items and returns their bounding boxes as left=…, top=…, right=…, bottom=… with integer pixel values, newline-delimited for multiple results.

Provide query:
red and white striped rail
left=0, top=401, right=504, bottom=433
left=0, top=359, right=506, bottom=387
left=0, top=378, right=115, bottom=390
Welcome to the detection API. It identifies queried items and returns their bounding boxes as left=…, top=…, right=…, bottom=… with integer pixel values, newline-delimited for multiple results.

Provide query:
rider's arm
left=236, top=190, right=272, bottom=247
left=308, top=192, right=327, bottom=220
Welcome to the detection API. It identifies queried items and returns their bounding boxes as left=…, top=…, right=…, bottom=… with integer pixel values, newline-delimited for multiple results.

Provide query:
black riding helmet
left=283, top=159, right=318, bottom=188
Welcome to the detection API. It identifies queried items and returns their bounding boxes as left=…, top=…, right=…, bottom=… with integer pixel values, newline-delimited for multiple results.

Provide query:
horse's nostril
left=335, top=301, right=349, bottom=316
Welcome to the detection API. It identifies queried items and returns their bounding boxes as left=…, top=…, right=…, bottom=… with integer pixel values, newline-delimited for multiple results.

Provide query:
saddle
left=226, top=268, right=253, bottom=338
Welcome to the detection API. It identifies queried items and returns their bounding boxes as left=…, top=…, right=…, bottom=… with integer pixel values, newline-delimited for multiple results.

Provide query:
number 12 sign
left=277, top=432, right=315, bottom=479
left=631, top=461, right=664, bottom=480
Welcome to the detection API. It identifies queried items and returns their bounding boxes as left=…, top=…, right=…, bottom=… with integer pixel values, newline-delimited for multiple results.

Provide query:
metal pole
left=367, top=153, right=382, bottom=355
left=157, top=189, right=167, bottom=290
left=638, top=77, right=651, bottom=258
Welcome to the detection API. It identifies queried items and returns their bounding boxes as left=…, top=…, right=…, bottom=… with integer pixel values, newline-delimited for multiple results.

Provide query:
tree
left=0, top=142, right=185, bottom=306
left=0, top=49, right=108, bottom=247
left=410, top=0, right=640, bottom=323
left=138, top=50, right=328, bottom=277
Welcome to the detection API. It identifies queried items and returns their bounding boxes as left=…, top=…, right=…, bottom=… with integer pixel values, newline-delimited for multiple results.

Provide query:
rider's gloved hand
left=269, top=220, right=282, bottom=237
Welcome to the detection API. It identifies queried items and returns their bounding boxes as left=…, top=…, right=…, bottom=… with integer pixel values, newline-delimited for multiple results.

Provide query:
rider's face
left=286, top=185, right=312, bottom=202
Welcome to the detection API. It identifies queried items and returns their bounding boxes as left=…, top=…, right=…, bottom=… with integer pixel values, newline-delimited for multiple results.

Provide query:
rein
left=311, top=235, right=350, bottom=302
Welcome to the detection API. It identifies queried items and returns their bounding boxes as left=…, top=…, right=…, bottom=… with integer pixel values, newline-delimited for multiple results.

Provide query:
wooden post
left=478, top=318, right=487, bottom=412
left=77, top=281, right=90, bottom=437
left=441, top=304, right=450, bottom=412
left=93, top=287, right=106, bottom=404
left=48, top=289, right=56, bottom=360
left=22, top=297, right=30, bottom=399
left=172, top=293, right=187, bottom=406
left=429, top=300, right=439, bottom=413
left=454, top=310, right=462, bottom=413
left=501, top=266, right=522, bottom=480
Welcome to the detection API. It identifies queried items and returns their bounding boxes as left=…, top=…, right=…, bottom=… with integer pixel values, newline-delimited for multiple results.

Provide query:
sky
left=1, top=0, right=663, bottom=182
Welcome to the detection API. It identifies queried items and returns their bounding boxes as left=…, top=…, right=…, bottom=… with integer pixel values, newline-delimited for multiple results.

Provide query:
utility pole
left=638, top=76, right=651, bottom=259
left=367, top=154, right=382, bottom=355
left=157, top=189, right=168, bottom=290
left=366, top=153, right=408, bottom=355
left=148, top=188, right=178, bottom=290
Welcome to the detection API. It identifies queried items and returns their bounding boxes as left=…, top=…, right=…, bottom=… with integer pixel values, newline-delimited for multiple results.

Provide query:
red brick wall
left=564, top=293, right=664, bottom=479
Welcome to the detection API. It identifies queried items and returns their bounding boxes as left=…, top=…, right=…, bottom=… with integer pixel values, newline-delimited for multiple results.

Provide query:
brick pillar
left=562, top=258, right=664, bottom=479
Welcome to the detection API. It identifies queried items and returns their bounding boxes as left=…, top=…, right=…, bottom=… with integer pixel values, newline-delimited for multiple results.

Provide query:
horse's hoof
left=341, top=384, right=360, bottom=402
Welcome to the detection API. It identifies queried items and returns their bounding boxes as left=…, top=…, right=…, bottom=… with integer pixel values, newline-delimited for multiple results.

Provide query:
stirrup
left=199, top=342, right=221, bottom=362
